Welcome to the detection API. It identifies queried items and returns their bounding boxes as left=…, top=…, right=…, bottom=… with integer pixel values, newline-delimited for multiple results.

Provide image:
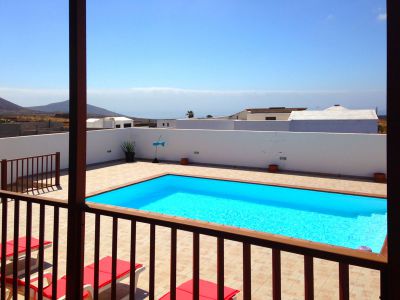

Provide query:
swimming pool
left=87, top=174, right=387, bottom=253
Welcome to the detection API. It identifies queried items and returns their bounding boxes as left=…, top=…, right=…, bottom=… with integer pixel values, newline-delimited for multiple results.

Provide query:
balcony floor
left=8, top=161, right=386, bottom=299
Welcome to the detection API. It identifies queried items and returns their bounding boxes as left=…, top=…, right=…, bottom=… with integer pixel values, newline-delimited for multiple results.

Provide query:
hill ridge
left=0, top=97, right=37, bottom=114
left=28, top=100, right=122, bottom=117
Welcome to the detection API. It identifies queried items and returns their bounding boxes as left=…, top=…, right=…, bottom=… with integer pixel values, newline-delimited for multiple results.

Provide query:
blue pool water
left=88, top=175, right=387, bottom=253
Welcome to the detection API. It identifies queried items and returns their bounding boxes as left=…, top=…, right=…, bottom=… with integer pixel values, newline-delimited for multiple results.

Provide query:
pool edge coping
left=85, top=199, right=388, bottom=269
left=86, top=172, right=387, bottom=199
left=85, top=172, right=388, bottom=257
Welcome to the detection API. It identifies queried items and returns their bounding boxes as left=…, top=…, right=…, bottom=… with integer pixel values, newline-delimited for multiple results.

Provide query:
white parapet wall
left=233, top=120, right=291, bottom=131
left=290, top=120, right=378, bottom=134
left=0, top=133, right=70, bottom=168
left=176, top=119, right=235, bottom=130
left=129, top=128, right=386, bottom=177
left=0, top=127, right=386, bottom=178
left=0, top=128, right=133, bottom=171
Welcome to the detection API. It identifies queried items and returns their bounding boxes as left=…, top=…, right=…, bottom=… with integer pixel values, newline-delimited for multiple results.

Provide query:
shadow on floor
left=10, top=260, right=149, bottom=299
left=6, top=258, right=53, bottom=277
left=99, top=283, right=149, bottom=300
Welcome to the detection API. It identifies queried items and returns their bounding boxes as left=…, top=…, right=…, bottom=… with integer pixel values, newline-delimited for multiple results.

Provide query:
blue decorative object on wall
left=152, top=136, right=166, bottom=163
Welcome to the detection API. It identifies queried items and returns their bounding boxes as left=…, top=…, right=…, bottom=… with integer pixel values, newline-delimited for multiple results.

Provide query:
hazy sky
left=0, top=0, right=386, bottom=118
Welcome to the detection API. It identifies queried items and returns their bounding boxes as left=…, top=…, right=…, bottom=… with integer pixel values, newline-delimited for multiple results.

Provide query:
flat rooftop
left=246, top=107, right=307, bottom=114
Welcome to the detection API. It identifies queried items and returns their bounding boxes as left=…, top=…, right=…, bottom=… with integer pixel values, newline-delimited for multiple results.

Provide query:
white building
left=173, top=105, right=379, bottom=134
left=112, top=117, right=134, bottom=128
left=288, top=105, right=378, bottom=133
left=231, top=107, right=307, bottom=121
left=86, top=117, right=134, bottom=129
left=86, top=118, right=114, bottom=129
left=157, top=119, right=176, bottom=128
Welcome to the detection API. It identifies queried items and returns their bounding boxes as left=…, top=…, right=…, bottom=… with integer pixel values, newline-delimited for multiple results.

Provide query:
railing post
left=242, top=243, right=251, bottom=300
left=66, top=0, right=87, bottom=299
left=1, top=159, right=7, bottom=191
left=272, top=249, right=281, bottom=300
left=387, top=0, right=400, bottom=299
left=380, top=268, right=388, bottom=300
left=217, top=238, right=224, bottom=300
left=0, top=159, right=7, bottom=299
left=304, top=256, right=314, bottom=300
left=55, top=152, right=61, bottom=186
left=193, top=232, right=200, bottom=300
left=0, top=159, right=7, bottom=190
left=149, top=224, right=156, bottom=300
left=338, top=263, right=349, bottom=300
left=170, top=228, right=177, bottom=300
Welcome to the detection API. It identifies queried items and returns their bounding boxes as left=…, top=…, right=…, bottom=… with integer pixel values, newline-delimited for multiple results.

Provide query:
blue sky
left=0, top=0, right=386, bottom=118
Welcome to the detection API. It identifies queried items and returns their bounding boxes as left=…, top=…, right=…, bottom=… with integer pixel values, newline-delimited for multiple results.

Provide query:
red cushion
left=83, top=256, right=142, bottom=288
left=0, top=237, right=52, bottom=259
left=41, top=256, right=140, bottom=299
left=159, top=279, right=240, bottom=300
left=42, top=277, right=91, bottom=299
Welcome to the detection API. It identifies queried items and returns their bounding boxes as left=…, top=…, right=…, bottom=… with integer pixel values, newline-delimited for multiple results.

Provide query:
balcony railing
left=0, top=153, right=60, bottom=194
left=0, top=189, right=388, bottom=300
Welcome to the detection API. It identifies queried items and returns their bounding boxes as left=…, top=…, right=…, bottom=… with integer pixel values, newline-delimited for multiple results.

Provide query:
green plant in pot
left=121, top=140, right=135, bottom=162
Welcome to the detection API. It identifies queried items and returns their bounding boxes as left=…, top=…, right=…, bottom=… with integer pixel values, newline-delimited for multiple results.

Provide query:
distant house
left=86, top=117, right=134, bottom=129
left=172, top=105, right=379, bottom=134
left=231, top=107, right=307, bottom=121
left=174, top=107, right=306, bottom=131
left=288, top=105, right=378, bottom=133
left=86, top=118, right=113, bottom=129
left=156, top=119, right=176, bottom=128
left=112, top=117, right=134, bottom=128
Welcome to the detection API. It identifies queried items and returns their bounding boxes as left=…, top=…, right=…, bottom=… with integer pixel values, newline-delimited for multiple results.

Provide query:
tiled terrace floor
left=6, top=161, right=386, bottom=299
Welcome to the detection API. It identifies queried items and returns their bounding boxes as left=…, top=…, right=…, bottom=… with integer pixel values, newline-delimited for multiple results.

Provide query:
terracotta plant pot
left=180, top=158, right=189, bottom=165
left=373, top=172, right=386, bottom=183
left=268, top=164, right=279, bottom=173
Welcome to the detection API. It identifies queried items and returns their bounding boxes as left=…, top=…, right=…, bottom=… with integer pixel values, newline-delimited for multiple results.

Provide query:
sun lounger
left=0, top=237, right=52, bottom=261
left=6, top=256, right=145, bottom=300
left=159, top=279, right=240, bottom=300
left=0, top=237, right=52, bottom=275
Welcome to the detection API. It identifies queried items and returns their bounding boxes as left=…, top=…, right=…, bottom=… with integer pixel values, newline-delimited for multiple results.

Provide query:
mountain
left=29, top=100, right=122, bottom=117
left=0, top=97, right=36, bottom=114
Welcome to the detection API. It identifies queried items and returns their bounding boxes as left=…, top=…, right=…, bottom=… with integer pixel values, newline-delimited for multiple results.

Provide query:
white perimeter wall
left=130, top=128, right=386, bottom=177
left=176, top=119, right=291, bottom=131
left=174, top=119, right=377, bottom=134
left=0, top=129, right=133, bottom=171
left=0, top=128, right=386, bottom=178
left=176, top=119, right=234, bottom=130
left=234, top=120, right=290, bottom=131
left=290, top=120, right=378, bottom=134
